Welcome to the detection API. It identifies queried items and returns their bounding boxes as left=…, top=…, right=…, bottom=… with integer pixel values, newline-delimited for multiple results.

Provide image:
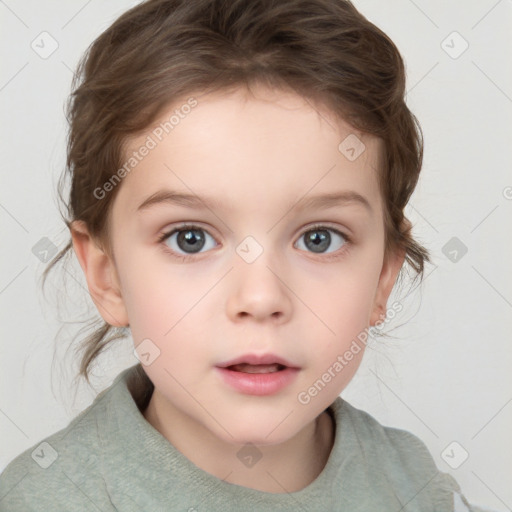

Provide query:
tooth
left=231, top=363, right=282, bottom=374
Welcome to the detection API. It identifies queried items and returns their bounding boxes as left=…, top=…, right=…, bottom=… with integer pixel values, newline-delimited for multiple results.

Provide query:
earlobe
left=369, top=246, right=405, bottom=326
left=70, top=220, right=129, bottom=327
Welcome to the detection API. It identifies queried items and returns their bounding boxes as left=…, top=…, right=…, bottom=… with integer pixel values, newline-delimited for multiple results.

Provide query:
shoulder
left=331, top=399, right=485, bottom=511
left=336, top=399, right=441, bottom=471
left=0, top=384, right=115, bottom=511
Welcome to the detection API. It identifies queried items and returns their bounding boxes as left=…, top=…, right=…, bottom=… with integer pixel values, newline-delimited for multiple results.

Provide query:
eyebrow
left=136, top=189, right=373, bottom=214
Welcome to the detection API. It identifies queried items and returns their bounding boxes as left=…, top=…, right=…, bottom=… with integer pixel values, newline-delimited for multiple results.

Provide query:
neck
left=142, top=390, right=335, bottom=493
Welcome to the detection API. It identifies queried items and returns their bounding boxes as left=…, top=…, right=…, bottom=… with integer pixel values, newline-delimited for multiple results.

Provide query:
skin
left=71, top=84, right=405, bottom=494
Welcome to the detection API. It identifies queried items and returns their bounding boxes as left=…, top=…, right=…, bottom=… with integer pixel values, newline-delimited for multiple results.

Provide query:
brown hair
left=43, top=0, right=430, bottom=391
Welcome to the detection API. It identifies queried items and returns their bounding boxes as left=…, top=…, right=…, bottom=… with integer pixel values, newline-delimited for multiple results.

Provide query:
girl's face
left=101, top=85, right=403, bottom=445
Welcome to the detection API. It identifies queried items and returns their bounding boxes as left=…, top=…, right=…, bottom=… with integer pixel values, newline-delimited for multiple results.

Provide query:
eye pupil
left=178, top=229, right=205, bottom=253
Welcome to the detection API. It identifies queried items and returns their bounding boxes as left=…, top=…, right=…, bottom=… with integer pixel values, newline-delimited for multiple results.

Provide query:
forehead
left=114, top=85, right=384, bottom=218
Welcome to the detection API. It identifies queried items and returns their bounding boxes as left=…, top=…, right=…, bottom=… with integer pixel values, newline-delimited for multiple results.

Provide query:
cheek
left=300, top=252, right=383, bottom=382
left=299, top=273, right=379, bottom=403
left=308, top=282, right=373, bottom=370
left=306, top=257, right=382, bottom=334
left=115, top=250, right=175, bottom=334
left=118, top=252, right=215, bottom=359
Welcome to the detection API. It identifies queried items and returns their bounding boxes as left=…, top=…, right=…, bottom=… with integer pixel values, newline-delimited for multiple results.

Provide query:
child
left=0, top=0, right=493, bottom=510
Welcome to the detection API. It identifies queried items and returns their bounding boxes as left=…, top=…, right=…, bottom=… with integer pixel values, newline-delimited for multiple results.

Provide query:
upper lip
left=216, top=353, right=299, bottom=369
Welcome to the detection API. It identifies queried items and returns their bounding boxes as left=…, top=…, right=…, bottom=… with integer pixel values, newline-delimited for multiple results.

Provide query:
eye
left=157, top=223, right=351, bottom=261
left=158, top=224, right=218, bottom=259
left=294, top=224, right=350, bottom=256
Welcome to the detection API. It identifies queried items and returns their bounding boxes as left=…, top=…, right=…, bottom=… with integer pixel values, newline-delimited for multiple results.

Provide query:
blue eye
left=294, top=225, right=350, bottom=255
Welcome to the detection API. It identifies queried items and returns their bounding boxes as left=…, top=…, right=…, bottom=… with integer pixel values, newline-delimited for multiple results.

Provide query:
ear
left=369, top=245, right=405, bottom=326
left=70, top=220, right=129, bottom=327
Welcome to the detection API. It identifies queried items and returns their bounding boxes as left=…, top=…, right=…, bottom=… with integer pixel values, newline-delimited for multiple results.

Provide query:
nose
left=225, top=252, right=293, bottom=324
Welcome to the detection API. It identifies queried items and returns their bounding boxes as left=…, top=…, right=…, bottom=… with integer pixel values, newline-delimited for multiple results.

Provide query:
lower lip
left=215, top=367, right=300, bottom=396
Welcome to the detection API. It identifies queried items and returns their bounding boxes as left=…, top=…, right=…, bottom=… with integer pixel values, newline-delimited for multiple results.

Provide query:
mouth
left=225, top=363, right=287, bottom=374
left=215, top=353, right=300, bottom=395
left=216, top=353, right=299, bottom=373
left=215, top=355, right=300, bottom=396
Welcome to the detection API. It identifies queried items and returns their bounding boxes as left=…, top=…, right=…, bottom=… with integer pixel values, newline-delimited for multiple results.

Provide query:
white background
left=0, top=1, right=511, bottom=510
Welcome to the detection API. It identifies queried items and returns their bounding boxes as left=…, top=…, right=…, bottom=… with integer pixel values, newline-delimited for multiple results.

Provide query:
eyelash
left=157, top=223, right=353, bottom=262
